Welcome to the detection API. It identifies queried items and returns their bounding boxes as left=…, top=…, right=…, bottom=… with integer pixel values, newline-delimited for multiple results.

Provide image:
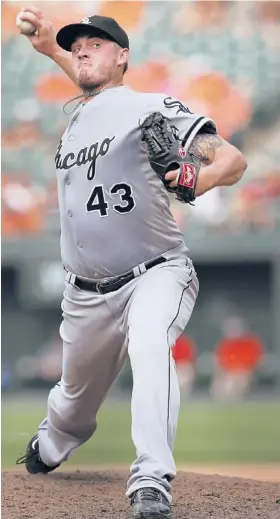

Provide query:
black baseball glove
left=140, top=112, right=201, bottom=204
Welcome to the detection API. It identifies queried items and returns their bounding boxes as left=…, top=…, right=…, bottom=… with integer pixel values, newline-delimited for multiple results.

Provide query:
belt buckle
left=95, top=282, right=104, bottom=294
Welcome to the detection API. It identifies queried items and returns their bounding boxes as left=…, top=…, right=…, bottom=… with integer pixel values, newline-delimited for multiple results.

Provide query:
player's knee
left=48, top=386, right=96, bottom=439
left=52, top=405, right=96, bottom=440
left=128, top=324, right=169, bottom=360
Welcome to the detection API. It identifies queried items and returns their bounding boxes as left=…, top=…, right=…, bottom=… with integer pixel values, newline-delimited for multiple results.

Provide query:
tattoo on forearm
left=189, top=133, right=224, bottom=163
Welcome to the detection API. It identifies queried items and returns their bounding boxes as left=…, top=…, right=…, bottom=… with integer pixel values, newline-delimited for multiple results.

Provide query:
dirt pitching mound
left=2, top=469, right=280, bottom=519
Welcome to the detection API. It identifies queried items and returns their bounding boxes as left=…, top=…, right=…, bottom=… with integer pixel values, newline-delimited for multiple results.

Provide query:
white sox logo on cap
left=178, top=146, right=187, bottom=158
left=81, top=17, right=91, bottom=24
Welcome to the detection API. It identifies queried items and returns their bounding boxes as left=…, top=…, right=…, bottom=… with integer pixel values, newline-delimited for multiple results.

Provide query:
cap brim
left=56, top=24, right=115, bottom=52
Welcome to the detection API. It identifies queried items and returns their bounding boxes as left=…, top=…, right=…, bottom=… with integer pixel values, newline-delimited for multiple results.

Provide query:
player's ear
left=118, top=48, right=129, bottom=69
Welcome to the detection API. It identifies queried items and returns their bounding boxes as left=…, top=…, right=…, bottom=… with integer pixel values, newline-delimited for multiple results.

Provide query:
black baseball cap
left=56, top=15, right=129, bottom=52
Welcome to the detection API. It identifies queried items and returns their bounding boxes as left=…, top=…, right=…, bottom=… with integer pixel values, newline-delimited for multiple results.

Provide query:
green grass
left=2, top=400, right=280, bottom=468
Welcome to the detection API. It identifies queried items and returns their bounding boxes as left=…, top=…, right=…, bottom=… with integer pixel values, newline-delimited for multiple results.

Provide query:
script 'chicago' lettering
left=55, top=136, right=115, bottom=180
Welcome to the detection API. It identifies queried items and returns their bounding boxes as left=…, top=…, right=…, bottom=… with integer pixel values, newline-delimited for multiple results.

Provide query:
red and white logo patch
left=178, top=163, right=197, bottom=189
left=177, top=146, right=187, bottom=158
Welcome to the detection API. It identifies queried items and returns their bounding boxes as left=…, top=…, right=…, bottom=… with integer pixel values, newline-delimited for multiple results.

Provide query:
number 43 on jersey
left=86, top=183, right=136, bottom=217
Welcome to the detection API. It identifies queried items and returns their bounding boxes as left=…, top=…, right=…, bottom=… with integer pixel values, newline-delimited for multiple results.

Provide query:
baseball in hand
left=16, top=12, right=37, bottom=35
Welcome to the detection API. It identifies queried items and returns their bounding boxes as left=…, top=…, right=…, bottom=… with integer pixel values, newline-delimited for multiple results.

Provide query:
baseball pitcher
left=16, top=7, right=247, bottom=518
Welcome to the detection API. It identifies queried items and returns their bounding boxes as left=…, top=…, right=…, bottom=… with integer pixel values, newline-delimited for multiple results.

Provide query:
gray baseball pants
left=37, top=255, right=199, bottom=502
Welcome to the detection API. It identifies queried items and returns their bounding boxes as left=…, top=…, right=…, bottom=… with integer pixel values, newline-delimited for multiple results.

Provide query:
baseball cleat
left=16, top=434, right=59, bottom=474
left=131, top=487, right=171, bottom=518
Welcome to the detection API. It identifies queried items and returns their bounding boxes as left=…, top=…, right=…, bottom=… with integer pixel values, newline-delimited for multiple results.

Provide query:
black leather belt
left=74, top=256, right=166, bottom=295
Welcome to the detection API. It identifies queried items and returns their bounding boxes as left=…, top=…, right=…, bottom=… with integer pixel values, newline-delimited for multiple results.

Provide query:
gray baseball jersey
left=55, top=86, right=216, bottom=279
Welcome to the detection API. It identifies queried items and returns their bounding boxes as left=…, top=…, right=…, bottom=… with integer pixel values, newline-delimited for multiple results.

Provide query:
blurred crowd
left=2, top=0, right=280, bottom=237
left=5, top=314, right=275, bottom=401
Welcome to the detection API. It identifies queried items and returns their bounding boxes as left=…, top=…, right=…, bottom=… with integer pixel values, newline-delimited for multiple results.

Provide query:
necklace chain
left=63, top=85, right=123, bottom=115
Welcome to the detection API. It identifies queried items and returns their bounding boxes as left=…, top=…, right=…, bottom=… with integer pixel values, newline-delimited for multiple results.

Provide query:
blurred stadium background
left=2, top=1, right=280, bottom=472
